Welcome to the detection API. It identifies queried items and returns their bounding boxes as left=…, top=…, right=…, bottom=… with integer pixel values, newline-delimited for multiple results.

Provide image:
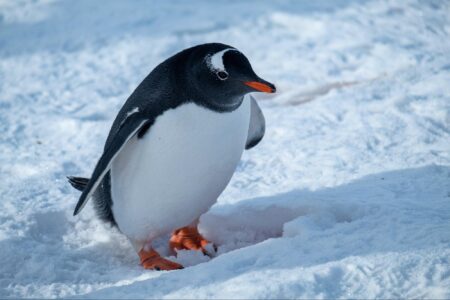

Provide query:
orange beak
left=244, top=81, right=276, bottom=93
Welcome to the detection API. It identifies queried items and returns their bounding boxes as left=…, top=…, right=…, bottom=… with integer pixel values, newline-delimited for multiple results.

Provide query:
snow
left=0, top=0, right=449, bottom=298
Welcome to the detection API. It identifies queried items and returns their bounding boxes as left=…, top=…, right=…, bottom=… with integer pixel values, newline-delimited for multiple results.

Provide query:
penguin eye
left=216, top=71, right=229, bottom=80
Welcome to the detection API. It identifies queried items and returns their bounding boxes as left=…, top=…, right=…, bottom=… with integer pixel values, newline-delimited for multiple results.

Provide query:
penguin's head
left=186, top=43, right=276, bottom=112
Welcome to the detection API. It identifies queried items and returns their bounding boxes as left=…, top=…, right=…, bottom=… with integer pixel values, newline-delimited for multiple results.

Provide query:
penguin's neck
left=196, top=94, right=244, bottom=113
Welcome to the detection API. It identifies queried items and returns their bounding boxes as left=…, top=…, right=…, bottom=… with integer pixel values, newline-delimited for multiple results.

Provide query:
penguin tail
left=67, top=176, right=89, bottom=192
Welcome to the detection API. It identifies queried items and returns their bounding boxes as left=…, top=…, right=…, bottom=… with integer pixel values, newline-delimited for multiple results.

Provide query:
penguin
left=68, top=43, right=275, bottom=271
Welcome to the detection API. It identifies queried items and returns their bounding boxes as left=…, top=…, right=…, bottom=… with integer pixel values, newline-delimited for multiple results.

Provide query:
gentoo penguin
left=68, top=43, right=275, bottom=270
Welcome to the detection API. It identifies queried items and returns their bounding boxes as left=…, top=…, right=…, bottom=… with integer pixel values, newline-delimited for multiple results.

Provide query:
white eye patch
left=205, top=48, right=238, bottom=73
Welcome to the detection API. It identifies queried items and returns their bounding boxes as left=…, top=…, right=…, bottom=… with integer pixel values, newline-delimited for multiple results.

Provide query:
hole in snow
left=198, top=191, right=366, bottom=256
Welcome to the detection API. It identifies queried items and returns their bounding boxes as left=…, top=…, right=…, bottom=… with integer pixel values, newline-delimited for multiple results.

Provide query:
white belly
left=110, top=98, right=251, bottom=241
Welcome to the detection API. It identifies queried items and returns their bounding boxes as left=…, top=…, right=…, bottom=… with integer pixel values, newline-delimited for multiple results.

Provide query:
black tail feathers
left=67, top=176, right=89, bottom=192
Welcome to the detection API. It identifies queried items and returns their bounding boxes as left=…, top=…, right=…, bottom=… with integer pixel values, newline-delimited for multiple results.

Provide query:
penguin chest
left=110, top=99, right=251, bottom=241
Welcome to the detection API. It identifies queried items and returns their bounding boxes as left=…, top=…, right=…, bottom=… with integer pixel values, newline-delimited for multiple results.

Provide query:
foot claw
left=202, top=243, right=218, bottom=258
left=139, top=248, right=183, bottom=271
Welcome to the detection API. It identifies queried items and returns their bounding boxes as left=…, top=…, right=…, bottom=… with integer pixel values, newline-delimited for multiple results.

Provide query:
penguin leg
left=169, top=221, right=216, bottom=256
left=130, top=239, right=183, bottom=271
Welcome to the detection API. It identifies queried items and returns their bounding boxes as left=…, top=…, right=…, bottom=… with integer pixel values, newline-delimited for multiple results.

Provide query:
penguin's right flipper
left=73, top=114, right=152, bottom=216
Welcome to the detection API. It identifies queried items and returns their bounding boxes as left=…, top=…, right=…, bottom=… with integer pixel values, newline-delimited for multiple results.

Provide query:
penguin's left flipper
left=73, top=114, right=151, bottom=216
left=245, top=95, right=265, bottom=150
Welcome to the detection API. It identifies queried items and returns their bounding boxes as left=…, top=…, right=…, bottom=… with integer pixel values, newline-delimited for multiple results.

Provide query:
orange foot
left=169, top=226, right=216, bottom=256
left=139, top=248, right=183, bottom=271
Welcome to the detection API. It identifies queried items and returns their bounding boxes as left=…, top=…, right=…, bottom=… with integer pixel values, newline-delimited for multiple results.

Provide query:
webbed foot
left=139, top=248, right=183, bottom=271
left=169, top=226, right=216, bottom=256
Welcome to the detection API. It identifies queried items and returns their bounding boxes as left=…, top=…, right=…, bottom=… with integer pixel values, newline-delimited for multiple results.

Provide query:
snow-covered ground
left=1, top=0, right=449, bottom=298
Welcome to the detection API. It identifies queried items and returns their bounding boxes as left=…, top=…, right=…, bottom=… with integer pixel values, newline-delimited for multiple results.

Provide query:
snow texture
left=1, top=0, right=449, bottom=298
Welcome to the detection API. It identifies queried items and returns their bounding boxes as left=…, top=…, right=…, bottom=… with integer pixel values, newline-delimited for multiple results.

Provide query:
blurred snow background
left=1, top=0, right=449, bottom=298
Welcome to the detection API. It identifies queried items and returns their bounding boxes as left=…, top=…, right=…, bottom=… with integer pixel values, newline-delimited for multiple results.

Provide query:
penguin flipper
left=245, top=95, right=265, bottom=150
left=73, top=114, right=151, bottom=216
